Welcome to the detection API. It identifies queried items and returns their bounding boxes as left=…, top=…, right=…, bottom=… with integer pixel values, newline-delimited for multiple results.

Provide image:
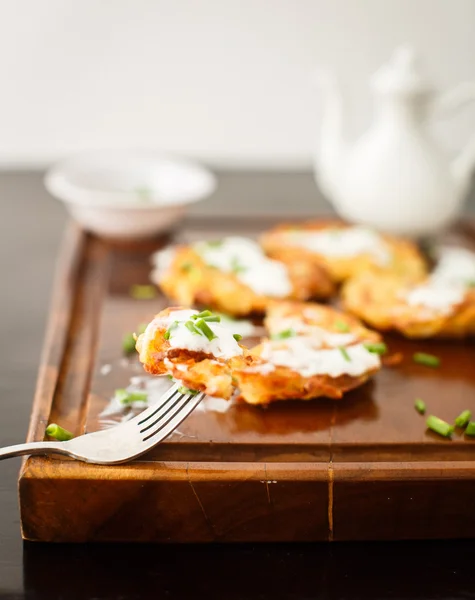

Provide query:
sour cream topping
left=266, top=316, right=356, bottom=347
left=150, top=246, right=176, bottom=283
left=431, top=246, right=475, bottom=286
left=404, top=282, right=465, bottom=315
left=259, top=337, right=380, bottom=378
left=284, top=226, right=391, bottom=265
left=143, top=309, right=243, bottom=360
left=194, top=236, right=292, bottom=298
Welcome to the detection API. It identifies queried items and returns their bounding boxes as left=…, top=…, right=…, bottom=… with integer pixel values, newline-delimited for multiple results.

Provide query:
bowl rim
left=44, top=150, right=217, bottom=210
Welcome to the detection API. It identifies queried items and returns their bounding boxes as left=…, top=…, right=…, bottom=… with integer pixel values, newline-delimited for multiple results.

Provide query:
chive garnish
left=465, top=422, right=475, bottom=436
left=195, top=318, right=217, bottom=341
left=45, top=423, right=74, bottom=441
left=414, top=398, right=426, bottom=414
left=202, top=315, right=221, bottom=322
left=231, top=256, right=247, bottom=274
left=114, top=389, right=148, bottom=405
left=192, top=310, right=213, bottom=320
left=233, top=334, right=243, bottom=341
left=334, top=320, right=350, bottom=332
left=164, top=321, right=178, bottom=340
left=122, top=323, right=147, bottom=354
left=413, top=352, right=440, bottom=368
left=206, top=240, right=223, bottom=248
left=364, top=342, right=387, bottom=355
left=185, top=321, right=201, bottom=335
left=167, top=374, right=174, bottom=380
left=178, top=385, right=199, bottom=395
left=180, top=262, right=194, bottom=272
left=455, top=410, right=472, bottom=428
left=426, top=415, right=454, bottom=438
left=339, top=346, right=351, bottom=362
left=271, top=329, right=296, bottom=341
left=129, top=284, right=157, bottom=300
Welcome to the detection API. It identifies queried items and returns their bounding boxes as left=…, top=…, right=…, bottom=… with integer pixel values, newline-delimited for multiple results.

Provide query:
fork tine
left=137, top=383, right=181, bottom=426
left=142, top=392, right=205, bottom=442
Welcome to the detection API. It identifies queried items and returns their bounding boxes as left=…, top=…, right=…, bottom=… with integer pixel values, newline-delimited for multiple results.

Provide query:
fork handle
left=0, top=441, right=69, bottom=461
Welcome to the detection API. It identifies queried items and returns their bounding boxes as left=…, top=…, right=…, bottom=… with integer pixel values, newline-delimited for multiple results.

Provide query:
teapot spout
left=313, top=70, right=345, bottom=199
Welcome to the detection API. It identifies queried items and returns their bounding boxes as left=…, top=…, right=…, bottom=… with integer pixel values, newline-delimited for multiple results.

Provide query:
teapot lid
left=371, top=46, right=432, bottom=96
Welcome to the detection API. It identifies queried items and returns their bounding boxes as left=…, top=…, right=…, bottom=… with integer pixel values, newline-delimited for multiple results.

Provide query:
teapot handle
left=430, top=82, right=475, bottom=120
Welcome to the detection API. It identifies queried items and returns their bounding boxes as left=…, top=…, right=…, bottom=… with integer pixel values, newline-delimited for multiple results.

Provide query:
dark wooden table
left=1, top=171, right=475, bottom=599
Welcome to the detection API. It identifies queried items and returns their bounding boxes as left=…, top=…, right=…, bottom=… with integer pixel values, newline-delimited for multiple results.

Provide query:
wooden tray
left=19, top=218, right=475, bottom=543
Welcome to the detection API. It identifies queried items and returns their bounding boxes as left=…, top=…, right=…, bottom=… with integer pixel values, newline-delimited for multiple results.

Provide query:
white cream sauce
left=194, top=236, right=292, bottom=297
left=284, top=226, right=391, bottom=265
left=259, top=338, right=380, bottom=378
left=404, top=283, right=465, bottom=315
left=266, top=316, right=356, bottom=347
left=143, top=308, right=243, bottom=360
left=150, top=246, right=176, bottom=283
left=432, top=246, right=475, bottom=286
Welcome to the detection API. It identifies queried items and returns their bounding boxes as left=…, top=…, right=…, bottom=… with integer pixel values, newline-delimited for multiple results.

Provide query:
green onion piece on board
left=178, top=385, right=199, bottom=395
left=465, top=422, right=475, bottom=436
left=414, top=398, right=426, bottom=414
left=271, top=329, right=296, bottom=341
left=413, top=352, right=440, bottom=368
left=129, top=284, right=157, bottom=300
left=334, top=320, right=350, bottom=332
left=114, top=389, right=148, bottom=405
left=426, top=415, right=454, bottom=438
left=233, top=334, right=243, bottom=341
left=122, top=323, right=147, bottom=354
left=364, top=342, right=387, bottom=355
left=339, top=347, right=351, bottom=362
left=45, top=423, right=74, bottom=441
left=455, top=410, right=472, bottom=428
left=195, top=318, right=217, bottom=341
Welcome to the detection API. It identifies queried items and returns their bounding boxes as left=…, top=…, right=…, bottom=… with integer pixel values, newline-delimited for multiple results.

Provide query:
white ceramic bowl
left=44, top=150, right=216, bottom=239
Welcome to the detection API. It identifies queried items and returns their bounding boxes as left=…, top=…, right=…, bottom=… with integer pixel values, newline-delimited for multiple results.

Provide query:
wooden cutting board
left=19, top=217, right=475, bottom=543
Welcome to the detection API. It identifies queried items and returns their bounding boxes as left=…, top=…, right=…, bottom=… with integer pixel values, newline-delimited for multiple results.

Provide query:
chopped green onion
left=185, top=320, right=201, bottom=335
left=45, top=423, right=74, bottom=441
left=364, top=342, right=388, bottom=355
left=334, top=320, right=350, bottom=332
left=271, top=329, right=296, bottom=341
left=180, top=262, right=194, bottom=272
left=191, top=310, right=213, bottom=320
left=413, top=352, right=440, bottom=368
left=465, top=422, right=475, bottom=436
left=114, top=389, right=148, bottom=405
left=202, top=315, right=220, bottom=322
left=233, top=333, right=243, bottom=341
left=231, top=256, right=247, bottom=274
left=195, top=318, right=217, bottom=341
left=339, top=346, right=351, bottom=362
left=164, top=321, right=178, bottom=340
left=426, top=415, right=454, bottom=438
left=455, top=410, right=472, bottom=428
left=122, top=323, right=147, bottom=354
left=466, top=280, right=475, bottom=288
left=178, top=385, right=199, bottom=395
left=206, top=240, right=223, bottom=248
left=414, top=398, right=426, bottom=414
left=167, top=374, right=174, bottom=380
left=129, top=284, right=157, bottom=300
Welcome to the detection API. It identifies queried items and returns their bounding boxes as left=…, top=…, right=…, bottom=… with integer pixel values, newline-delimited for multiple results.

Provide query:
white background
left=0, top=0, right=474, bottom=169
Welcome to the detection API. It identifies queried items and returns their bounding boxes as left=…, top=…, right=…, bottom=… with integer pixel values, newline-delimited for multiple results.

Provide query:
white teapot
left=314, top=46, right=475, bottom=237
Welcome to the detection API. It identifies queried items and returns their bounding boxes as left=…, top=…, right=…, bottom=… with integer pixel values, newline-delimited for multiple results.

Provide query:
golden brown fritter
left=136, top=307, right=253, bottom=399
left=260, top=220, right=426, bottom=284
left=342, top=271, right=475, bottom=338
left=151, top=238, right=335, bottom=317
left=233, top=301, right=383, bottom=405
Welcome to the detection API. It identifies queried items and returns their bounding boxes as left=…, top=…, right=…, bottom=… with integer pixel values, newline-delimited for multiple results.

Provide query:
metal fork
left=0, top=384, right=204, bottom=465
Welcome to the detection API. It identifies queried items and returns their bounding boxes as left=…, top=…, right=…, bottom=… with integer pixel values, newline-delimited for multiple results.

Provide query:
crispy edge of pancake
left=342, top=272, right=475, bottom=339
left=233, top=301, right=382, bottom=405
left=260, top=220, right=427, bottom=283
left=154, top=245, right=335, bottom=317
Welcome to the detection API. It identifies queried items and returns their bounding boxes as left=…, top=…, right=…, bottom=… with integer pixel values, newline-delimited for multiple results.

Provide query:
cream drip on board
left=283, top=226, right=391, bottom=265
left=194, top=236, right=292, bottom=297
left=259, top=338, right=380, bottom=378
